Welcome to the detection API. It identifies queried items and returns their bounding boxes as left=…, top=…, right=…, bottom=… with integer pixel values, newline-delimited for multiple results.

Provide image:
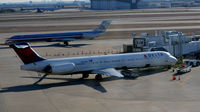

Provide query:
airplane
left=10, top=42, right=177, bottom=82
left=5, top=20, right=112, bottom=46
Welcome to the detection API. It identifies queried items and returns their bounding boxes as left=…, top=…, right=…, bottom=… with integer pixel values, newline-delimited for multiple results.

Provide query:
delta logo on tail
left=9, top=42, right=45, bottom=64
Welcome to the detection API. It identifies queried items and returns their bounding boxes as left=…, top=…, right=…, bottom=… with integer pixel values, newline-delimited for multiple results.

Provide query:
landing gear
left=168, top=65, right=171, bottom=69
left=82, top=73, right=89, bottom=79
left=190, top=62, right=194, bottom=67
left=122, top=66, right=128, bottom=70
left=197, top=62, right=200, bottom=66
left=121, top=70, right=139, bottom=78
left=95, top=74, right=102, bottom=80
left=64, top=41, right=69, bottom=46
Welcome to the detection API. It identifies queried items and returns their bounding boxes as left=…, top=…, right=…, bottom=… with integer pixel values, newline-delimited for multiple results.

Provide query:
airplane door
left=144, top=54, right=151, bottom=67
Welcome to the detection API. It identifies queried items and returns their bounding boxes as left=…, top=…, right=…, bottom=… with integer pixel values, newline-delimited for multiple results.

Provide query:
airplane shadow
left=0, top=76, right=129, bottom=93
left=138, top=68, right=169, bottom=77
left=173, top=72, right=189, bottom=76
left=0, top=43, right=90, bottom=49
left=0, top=46, right=9, bottom=49
left=0, top=68, right=167, bottom=94
left=0, top=44, right=9, bottom=49
left=31, top=43, right=90, bottom=48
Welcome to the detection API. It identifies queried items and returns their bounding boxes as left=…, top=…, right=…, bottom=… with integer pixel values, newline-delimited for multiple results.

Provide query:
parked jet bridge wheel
left=190, top=62, right=194, bottom=67
left=197, top=62, right=200, bottom=66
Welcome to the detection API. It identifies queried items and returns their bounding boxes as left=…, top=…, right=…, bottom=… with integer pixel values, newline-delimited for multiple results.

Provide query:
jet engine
left=43, top=63, right=75, bottom=75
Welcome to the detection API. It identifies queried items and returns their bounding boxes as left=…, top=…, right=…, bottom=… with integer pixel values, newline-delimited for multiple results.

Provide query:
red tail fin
left=9, top=42, right=45, bottom=64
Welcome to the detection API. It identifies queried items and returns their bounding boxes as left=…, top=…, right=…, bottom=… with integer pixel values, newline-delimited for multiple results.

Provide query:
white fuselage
left=21, top=51, right=177, bottom=75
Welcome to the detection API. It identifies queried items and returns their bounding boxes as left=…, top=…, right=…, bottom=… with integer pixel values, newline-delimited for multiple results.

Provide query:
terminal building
left=90, top=0, right=139, bottom=10
left=90, top=0, right=200, bottom=10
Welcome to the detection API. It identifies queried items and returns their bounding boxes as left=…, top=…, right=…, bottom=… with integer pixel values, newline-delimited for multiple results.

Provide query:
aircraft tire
left=95, top=74, right=102, bottom=80
left=196, top=62, right=200, bottom=66
left=64, top=41, right=69, bottom=46
left=82, top=73, right=89, bottom=79
left=168, top=66, right=171, bottom=69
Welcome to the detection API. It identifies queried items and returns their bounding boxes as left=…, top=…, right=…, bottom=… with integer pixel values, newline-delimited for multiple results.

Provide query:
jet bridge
left=132, top=30, right=200, bottom=57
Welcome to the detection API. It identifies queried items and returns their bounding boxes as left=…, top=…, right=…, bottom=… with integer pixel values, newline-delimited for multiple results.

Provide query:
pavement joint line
left=42, top=91, right=61, bottom=112
left=0, top=69, right=20, bottom=72
left=135, top=87, right=183, bottom=95
left=0, top=64, right=8, bottom=66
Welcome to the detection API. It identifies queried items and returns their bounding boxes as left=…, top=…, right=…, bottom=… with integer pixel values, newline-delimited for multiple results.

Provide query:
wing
left=91, top=68, right=124, bottom=77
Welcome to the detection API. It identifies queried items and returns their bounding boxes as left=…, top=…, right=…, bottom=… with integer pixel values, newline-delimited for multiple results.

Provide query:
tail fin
left=9, top=42, right=45, bottom=64
left=95, top=20, right=112, bottom=33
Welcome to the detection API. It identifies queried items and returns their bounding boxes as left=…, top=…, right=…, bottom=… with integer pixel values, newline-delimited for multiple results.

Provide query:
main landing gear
left=95, top=74, right=102, bottom=80
left=82, top=73, right=103, bottom=80
left=168, top=65, right=171, bottom=69
left=64, top=41, right=69, bottom=46
left=82, top=73, right=89, bottom=79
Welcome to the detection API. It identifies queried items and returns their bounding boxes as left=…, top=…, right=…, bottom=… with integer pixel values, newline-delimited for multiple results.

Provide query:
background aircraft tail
left=95, top=20, right=112, bottom=33
left=9, top=42, right=45, bottom=64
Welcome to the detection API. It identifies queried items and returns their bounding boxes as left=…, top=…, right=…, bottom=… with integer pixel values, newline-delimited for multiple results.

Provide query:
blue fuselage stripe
left=8, top=30, right=98, bottom=42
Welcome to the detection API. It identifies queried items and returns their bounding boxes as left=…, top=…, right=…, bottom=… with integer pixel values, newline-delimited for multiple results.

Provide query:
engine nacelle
left=45, top=63, right=75, bottom=75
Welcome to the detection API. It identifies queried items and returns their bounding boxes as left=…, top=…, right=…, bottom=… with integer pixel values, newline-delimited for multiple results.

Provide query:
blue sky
left=0, top=0, right=89, bottom=3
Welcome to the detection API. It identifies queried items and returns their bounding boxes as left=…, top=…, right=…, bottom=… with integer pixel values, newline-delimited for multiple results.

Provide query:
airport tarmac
left=1, top=40, right=200, bottom=112
left=1, top=8, right=200, bottom=112
left=1, top=8, right=200, bottom=42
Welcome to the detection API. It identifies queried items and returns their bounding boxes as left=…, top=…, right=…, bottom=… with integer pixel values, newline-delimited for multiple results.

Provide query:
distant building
left=51, top=0, right=56, bottom=3
left=90, top=0, right=139, bottom=10
left=90, top=0, right=200, bottom=10
left=137, top=0, right=198, bottom=8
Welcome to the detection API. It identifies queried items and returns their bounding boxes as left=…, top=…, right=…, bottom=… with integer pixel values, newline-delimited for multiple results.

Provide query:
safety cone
left=173, top=75, right=176, bottom=80
left=178, top=75, right=181, bottom=80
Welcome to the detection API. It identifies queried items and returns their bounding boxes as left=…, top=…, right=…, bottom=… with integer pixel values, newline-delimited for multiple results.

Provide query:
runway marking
left=174, top=80, right=185, bottom=88
left=178, top=73, right=192, bottom=86
left=169, top=73, right=192, bottom=88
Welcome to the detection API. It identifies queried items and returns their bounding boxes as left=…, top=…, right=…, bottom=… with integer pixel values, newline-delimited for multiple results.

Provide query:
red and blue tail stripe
left=9, top=42, right=45, bottom=64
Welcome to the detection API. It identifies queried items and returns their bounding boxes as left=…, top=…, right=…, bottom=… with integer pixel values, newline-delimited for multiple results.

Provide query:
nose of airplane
left=170, top=57, right=178, bottom=64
